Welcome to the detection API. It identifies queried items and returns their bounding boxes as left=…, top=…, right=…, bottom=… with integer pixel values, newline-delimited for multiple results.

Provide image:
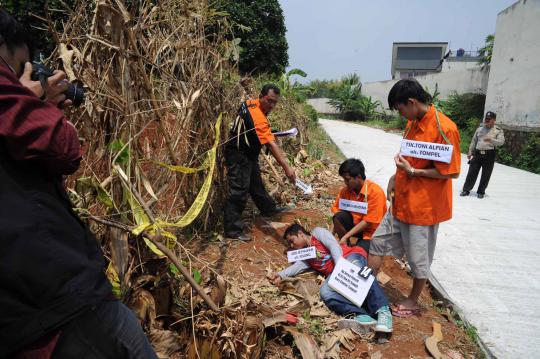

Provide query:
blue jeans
left=52, top=300, right=158, bottom=359
left=320, top=253, right=389, bottom=317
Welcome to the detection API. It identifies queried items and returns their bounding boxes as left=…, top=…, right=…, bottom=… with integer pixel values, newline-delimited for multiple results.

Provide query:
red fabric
left=307, top=237, right=367, bottom=277
left=1, top=64, right=81, bottom=358
left=14, top=331, right=60, bottom=359
left=0, top=65, right=81, bottom=175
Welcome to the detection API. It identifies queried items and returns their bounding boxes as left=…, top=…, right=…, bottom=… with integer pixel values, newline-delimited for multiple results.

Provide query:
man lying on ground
left=267, top=224, right=392, bottom=333
left=332, top=158, right=387, bottom=253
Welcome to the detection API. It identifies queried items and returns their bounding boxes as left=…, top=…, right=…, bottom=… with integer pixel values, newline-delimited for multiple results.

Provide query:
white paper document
left=338, top=198, right=368, bottom=214
left=295, top=178, right=313, bottom=195
left=328, top=257, right=375, bottom=308
left=273, top=127, right=298, bottom=138
left=287, top=246, right=317, bottom=262
left=400, top=139, right=453, bottom=163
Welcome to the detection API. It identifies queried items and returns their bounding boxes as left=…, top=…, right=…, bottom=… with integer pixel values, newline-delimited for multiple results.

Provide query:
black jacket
left=226, top=100, right=265, bottom=160
left=0, top=143, right=112, bottom=356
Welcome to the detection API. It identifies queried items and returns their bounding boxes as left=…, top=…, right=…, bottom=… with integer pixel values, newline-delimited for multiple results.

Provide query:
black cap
left=485, top=111, right=497, bottom=119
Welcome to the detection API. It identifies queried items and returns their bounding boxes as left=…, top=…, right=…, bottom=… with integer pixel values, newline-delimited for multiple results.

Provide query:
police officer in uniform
left=461, top=111, right=505, bottom=198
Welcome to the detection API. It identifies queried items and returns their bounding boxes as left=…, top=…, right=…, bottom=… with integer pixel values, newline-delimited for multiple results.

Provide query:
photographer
left=0, top=9, right=157, bottom=358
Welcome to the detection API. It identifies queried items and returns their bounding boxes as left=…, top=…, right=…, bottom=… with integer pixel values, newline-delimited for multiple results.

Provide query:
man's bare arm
left=413, top=167, right=459, bottom=179
left=266, top=140, right=296, bottom=183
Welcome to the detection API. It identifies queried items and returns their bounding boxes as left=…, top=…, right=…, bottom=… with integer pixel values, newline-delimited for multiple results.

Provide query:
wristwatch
left=408, top=168, right=415, bottom=176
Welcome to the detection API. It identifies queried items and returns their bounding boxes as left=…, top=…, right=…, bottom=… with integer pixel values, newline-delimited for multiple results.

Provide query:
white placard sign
left=287, top=246, right=317, bottom=262
left=328, top=258, right=375, bottom=308
left=295, top=178, right=313, bottom=195
left=338, top=198, right=368, bottom=214
left=400, top=139, right=453, bottom=163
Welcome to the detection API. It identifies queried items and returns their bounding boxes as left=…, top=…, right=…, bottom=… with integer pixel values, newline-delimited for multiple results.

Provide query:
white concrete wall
left=484, top=0, right=540, bottom=131
left=442, top=60, right=481, bottom=73
left=363, top=66, right=489, bottom=111
left=306, top=98, right=339, bottom=114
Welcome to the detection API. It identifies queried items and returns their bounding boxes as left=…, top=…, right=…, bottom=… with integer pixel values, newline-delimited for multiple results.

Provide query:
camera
left=31, top=62, right=85, bottom=107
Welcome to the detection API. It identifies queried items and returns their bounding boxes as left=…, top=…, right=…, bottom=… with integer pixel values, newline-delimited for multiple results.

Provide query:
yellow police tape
left=151, top=156, right=210, bottom=174
left=128, top=113, right=222, bottom=256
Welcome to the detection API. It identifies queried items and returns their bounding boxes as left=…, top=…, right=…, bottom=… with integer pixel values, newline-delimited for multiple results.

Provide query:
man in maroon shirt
left=0, top=9, right=157, bottom=358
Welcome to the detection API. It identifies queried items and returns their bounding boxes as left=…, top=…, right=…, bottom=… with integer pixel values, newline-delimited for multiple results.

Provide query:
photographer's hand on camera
left=19, top=62, right=72, bottom=107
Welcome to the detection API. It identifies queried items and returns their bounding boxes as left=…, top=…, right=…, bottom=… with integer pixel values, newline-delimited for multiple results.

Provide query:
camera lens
left=64, top=83, right=85, bottom=107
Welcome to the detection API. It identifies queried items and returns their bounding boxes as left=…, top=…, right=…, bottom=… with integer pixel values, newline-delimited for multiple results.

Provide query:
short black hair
left=338, top=158, right=366, bottom=180
left=0, top=9, right=34, bottom=56
left=388, top=79, right=432, bottom=110
left=283, top=223, right=310, bottom=240
left=261, top=83, right=280, bottom=96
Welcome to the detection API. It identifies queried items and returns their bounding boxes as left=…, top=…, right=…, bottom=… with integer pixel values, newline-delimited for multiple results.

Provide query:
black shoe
left=225, top=233, right=252, bottom=242
left=460, top=191, right=470, bottom=197
left=477, top=193, right=485, bottom=199
left=261, top=206, right=288, bottom=218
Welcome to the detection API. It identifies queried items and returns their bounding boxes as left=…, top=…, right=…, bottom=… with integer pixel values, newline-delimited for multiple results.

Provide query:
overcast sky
left=279, top=0, right=516, bottom=83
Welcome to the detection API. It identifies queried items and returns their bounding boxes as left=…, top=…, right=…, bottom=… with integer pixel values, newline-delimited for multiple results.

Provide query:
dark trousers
left=333, top=211, right=370, bottom=253
left=52, top=300, right=157, bottom=359
left=463, top=150, right=496, bottom=195
left=223, top=148, right=276, bottom=236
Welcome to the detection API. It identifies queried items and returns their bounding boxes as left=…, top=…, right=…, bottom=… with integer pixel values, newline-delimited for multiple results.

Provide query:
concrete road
left=320, top=119, right=540, bottom=359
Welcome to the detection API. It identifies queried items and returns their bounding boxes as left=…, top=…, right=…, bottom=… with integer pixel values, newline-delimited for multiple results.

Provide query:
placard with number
left=328, top=257, right=374, bottom=308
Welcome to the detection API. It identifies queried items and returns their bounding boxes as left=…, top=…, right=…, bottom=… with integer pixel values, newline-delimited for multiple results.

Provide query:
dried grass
left=40, top=1, right=323, bottom=356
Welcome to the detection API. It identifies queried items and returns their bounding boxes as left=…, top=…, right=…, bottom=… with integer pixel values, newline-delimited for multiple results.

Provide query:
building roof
left=391, top=42, right=448, bottom=77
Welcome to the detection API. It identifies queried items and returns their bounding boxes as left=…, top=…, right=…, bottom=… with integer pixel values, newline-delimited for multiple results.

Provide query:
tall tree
left=213, top=0, right=289, bottom=76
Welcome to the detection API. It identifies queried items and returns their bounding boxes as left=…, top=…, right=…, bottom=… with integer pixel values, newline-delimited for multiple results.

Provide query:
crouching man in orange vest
left=332, top=158, right=387, bottom=253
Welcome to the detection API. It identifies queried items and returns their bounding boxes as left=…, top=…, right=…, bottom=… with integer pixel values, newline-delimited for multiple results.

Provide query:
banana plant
left=278, top=68, right=313, bottom=102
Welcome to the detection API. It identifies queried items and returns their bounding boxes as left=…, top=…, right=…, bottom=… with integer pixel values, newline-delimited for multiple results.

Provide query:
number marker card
left=328, top=257, right=374, bottom=308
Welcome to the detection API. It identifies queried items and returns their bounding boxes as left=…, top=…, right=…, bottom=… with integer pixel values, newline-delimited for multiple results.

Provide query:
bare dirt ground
left=186, top=171, right=484, bottom=358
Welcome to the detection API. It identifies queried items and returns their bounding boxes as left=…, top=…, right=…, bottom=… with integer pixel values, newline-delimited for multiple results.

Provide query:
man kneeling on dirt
left=332, top=158, right=387, bottom=253
left=267, top=224, right=392, bottom=333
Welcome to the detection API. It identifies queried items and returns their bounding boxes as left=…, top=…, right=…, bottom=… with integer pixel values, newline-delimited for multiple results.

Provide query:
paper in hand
left=295, top=178, right=313, bottom=195
left=273, top=127, right=298, bottom=138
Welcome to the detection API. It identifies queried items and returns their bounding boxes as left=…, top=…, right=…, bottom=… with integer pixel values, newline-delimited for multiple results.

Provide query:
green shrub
left=438, top=92, right=486, bottom=129
left=458, top=118, right=481, bottom=153
left=497, top=133, right=540, bottom=174
left=327, top=74, right=363, bottom=120
left=326, top=74, right=382, bottom=121
left=303, top=103, right=318, bottom=124
left=307, top=79, right=342, bottom=98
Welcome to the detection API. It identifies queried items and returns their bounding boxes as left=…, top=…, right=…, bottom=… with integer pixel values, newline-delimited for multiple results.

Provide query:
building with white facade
left=484, top=0, right=540, bottom=131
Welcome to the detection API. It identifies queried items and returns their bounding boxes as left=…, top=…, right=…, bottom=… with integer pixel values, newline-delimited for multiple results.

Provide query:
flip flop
left=391, top=304, right=421, bottom=318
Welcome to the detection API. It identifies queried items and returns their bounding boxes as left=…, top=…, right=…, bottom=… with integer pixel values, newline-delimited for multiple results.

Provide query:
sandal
left=391, top=304, right=421, bottom=318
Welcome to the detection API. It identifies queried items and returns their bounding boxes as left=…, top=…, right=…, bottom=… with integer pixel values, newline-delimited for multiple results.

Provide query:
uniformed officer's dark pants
left=463, top=149, right=496, bottom=195
left=223, top=148, right=276, bottom=237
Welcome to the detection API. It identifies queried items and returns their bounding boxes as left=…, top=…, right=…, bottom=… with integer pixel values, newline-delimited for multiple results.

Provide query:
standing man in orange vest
left=368, top=79, right=461, bottom=317
left=224, top=84, right=296, bottom=241
left=331, top=158, right=387, bottom=253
